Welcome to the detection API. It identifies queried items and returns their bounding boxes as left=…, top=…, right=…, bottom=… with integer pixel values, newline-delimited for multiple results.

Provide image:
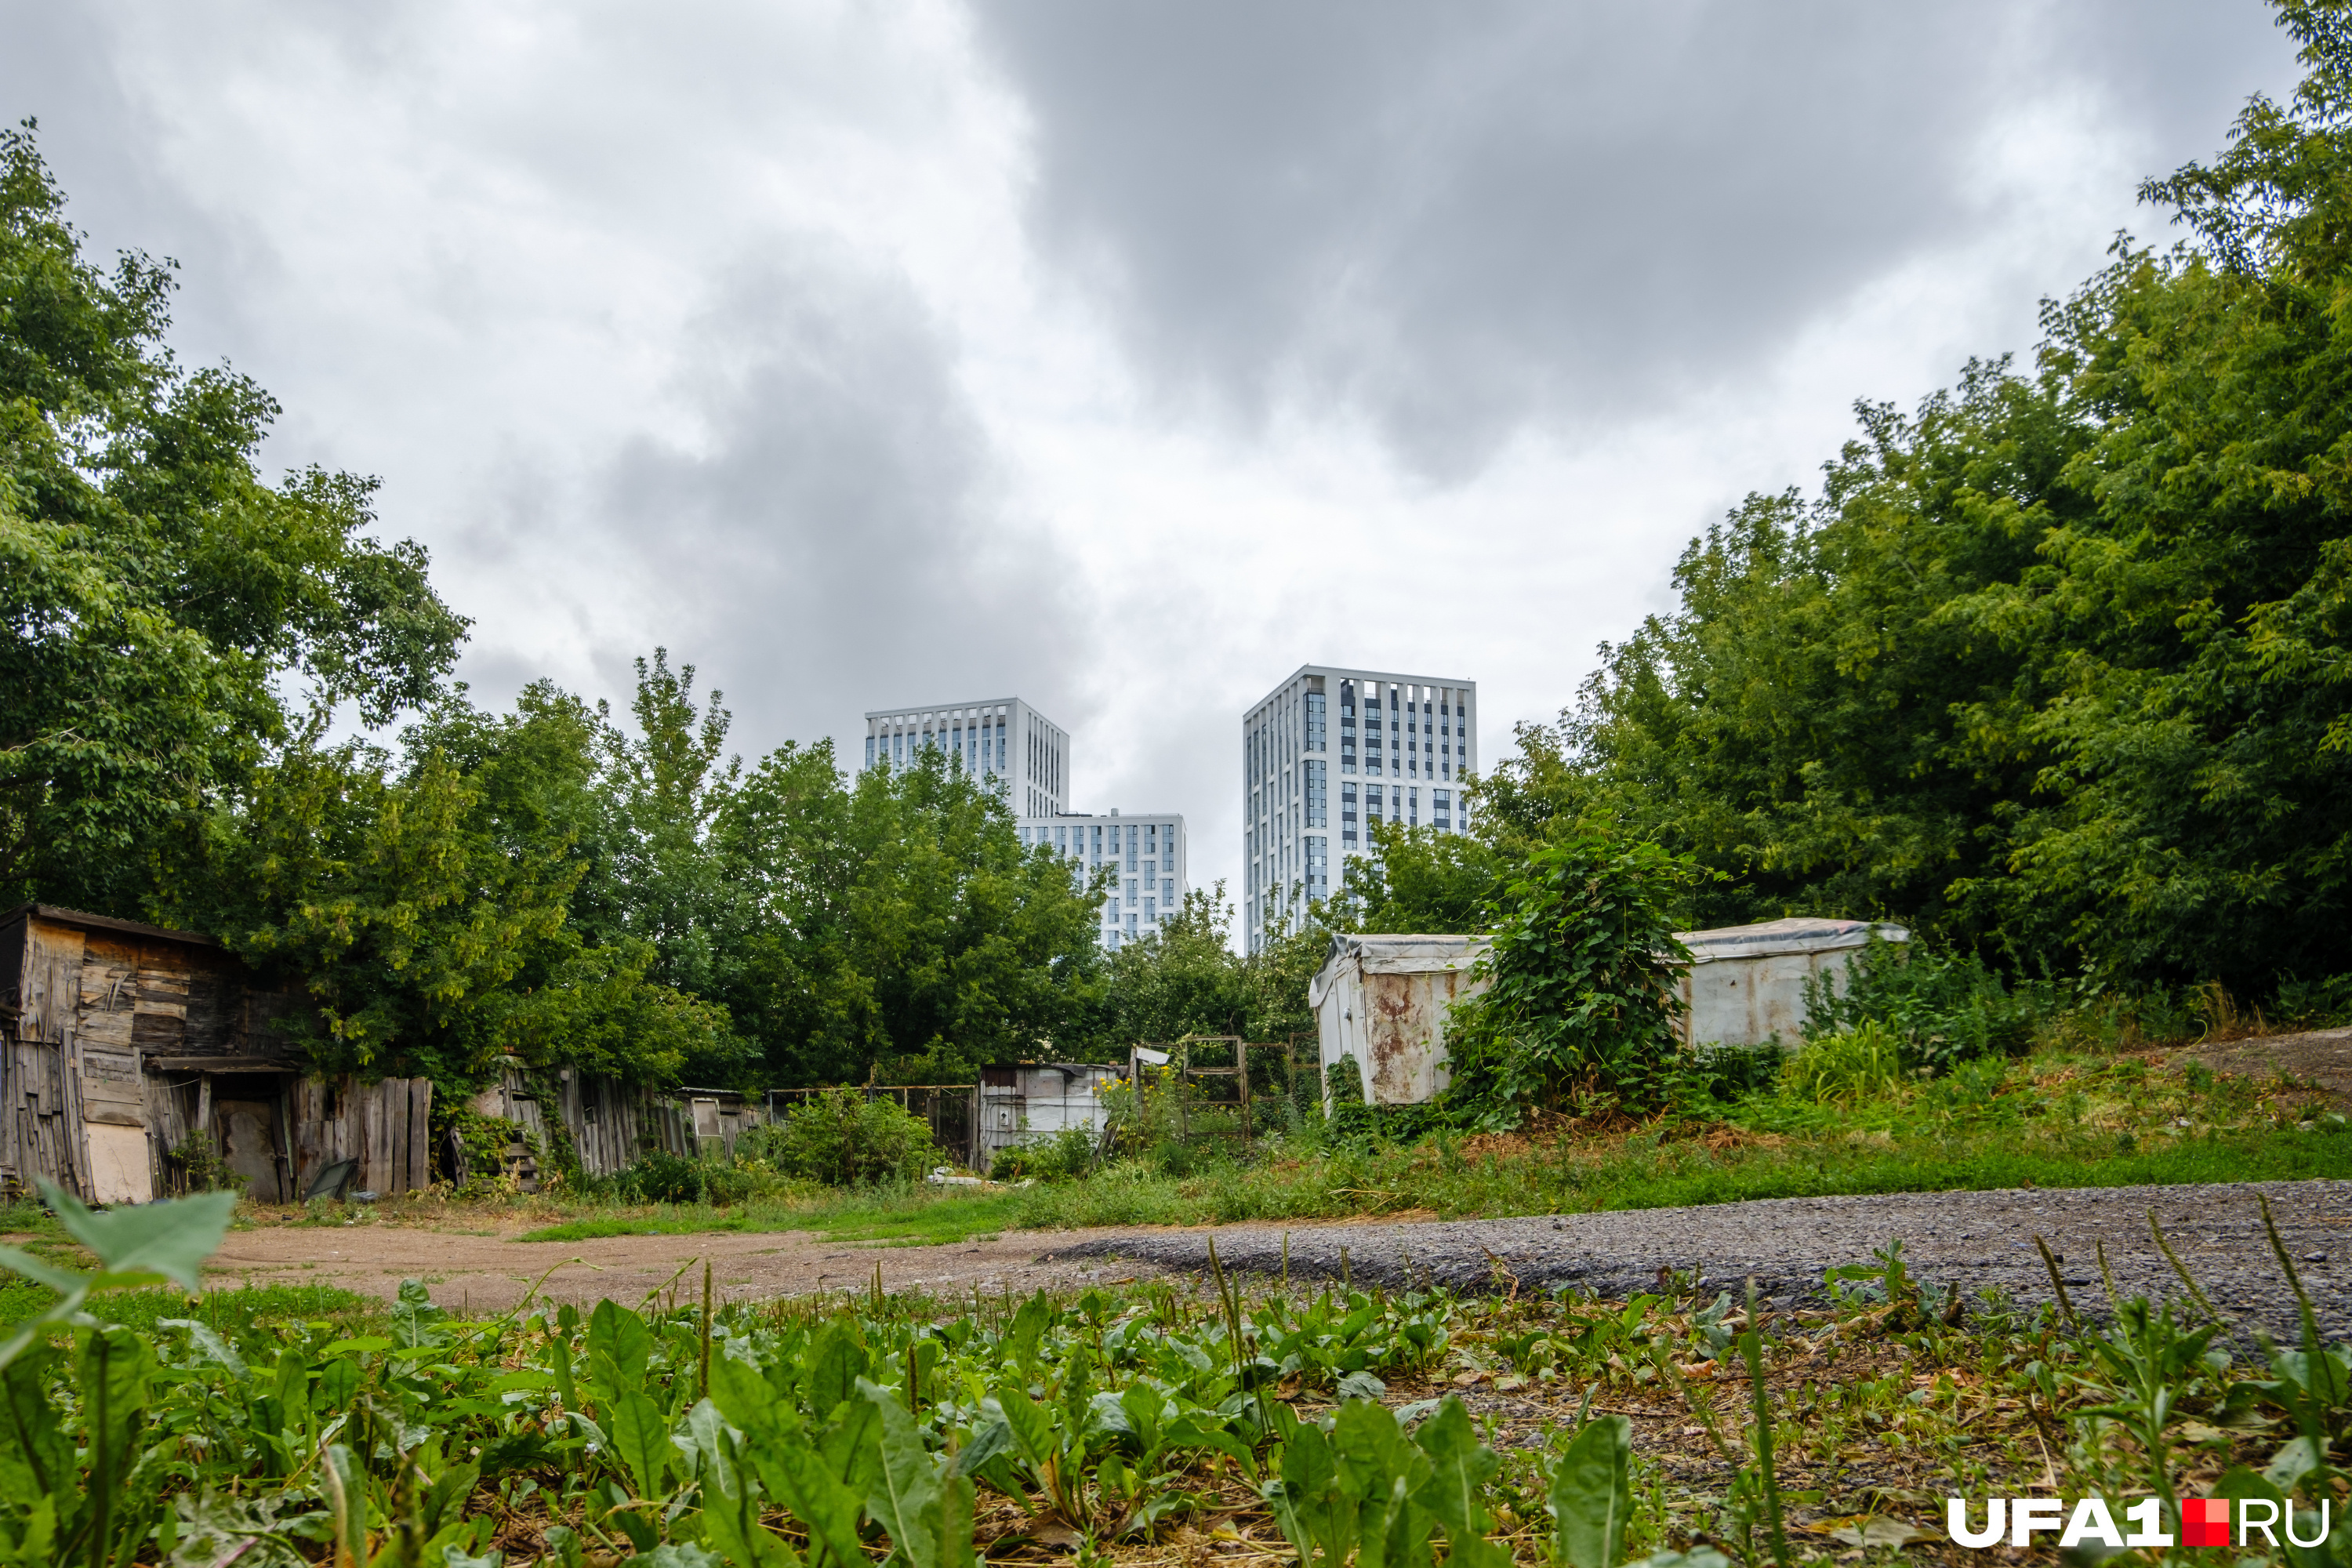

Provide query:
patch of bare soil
left=2194, top=1025, right=2352, bottom=1109
left=204, top=1219, right=1167, bottom=1314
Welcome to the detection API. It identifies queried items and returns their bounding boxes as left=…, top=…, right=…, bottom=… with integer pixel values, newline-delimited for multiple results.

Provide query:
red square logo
left=2183, top=1497, right=2230, bottom=1547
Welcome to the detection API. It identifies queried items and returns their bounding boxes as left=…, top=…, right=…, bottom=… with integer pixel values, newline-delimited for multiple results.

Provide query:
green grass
left=0, top=1279, right=382, bottom=1342
left=481, top=1040, right=2347, bottom=1246
left=499, top=1117, right=2348, bottom=1250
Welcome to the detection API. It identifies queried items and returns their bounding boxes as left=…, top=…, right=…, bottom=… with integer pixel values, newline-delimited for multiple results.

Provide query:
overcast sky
left=1, top=0, right=2304, bottom=912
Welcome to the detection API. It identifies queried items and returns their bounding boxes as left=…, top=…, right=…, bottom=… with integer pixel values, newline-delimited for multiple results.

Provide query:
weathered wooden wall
left=3, top=916, right=91, bottom=1197
left=490, top=1070, right=695, bottom=1178
left=292, top=1076, right=433, bottom=1198
left=0, top=906, right=407, bottom=1203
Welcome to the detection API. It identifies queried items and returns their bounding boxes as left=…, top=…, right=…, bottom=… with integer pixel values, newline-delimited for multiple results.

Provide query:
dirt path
left=2196, top=1025, right=2352, bottom=1108
left=205, top=1220, right=1164, bottom=1314
left=214, top=1175, right=2350, bottom=1338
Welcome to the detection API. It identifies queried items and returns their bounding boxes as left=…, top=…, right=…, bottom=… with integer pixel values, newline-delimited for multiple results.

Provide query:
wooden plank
left=408, top=1079, right=431, bottom=1192
left=379, top=1080, right=398, bottom=1192
left=393, top=1080, right=412, bottom=1192
left=77, top=961, right=133, bottom=1009
left=133, top=969, right=191, bottom=1017
left=24, top=926, right=86, bottom=1044
left=365, top=1081, right=387, bottom=1194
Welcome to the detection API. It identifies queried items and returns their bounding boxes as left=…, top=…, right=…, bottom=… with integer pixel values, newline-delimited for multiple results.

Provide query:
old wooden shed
left=0, top=904, right=434, bottom=1203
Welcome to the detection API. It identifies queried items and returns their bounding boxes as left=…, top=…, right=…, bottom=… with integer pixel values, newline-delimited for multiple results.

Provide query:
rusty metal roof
left=1675, top=917, right=1907, bottom=964
left=1308, top=934, right=1490, bottom=1008
left=0, top=902, right=220, bottom=946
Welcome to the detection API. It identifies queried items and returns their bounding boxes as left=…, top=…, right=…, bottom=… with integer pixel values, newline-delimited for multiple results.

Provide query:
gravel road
left=1057, top=1178, right=2352, bottom=1341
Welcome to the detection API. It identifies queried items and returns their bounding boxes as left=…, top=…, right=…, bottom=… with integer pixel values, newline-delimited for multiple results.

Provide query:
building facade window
left=1305, top=759, right=1327, bottom=826
left=1305, top=691, right=1326, bottom=752
left=1341, top=782, right=1359, bottom=844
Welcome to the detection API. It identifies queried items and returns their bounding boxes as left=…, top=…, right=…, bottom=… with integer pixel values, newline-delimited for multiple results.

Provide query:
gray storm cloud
left=590, top=252, right=1086, bottom=753
left=969, top=0, right=2298, bottom=475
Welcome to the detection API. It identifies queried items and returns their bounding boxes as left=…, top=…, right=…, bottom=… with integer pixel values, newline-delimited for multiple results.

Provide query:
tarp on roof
left=1678, top=917, right=1907, bottom=964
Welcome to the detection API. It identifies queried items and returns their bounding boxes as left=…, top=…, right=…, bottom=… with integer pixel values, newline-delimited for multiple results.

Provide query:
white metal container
left=1308, top=935, right=1491, bottom=1106
left=1675, top=918, right=1907, bottom=1047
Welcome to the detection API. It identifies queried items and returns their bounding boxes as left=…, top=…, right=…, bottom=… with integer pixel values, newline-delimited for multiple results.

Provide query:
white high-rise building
left=1243, top=665, right=1478, bottom=953
left=1019, top=811, right=1189, bottom=951
left=862, top=697, right=1067, bottom=817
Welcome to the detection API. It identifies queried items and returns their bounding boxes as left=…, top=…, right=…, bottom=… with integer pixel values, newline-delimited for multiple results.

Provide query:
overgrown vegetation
left=6, top=1179, right=2348, bottom=1567
left=757, top=1089, right=938, bottom=1189
left=1441, top=833, right=1700, bottom=1126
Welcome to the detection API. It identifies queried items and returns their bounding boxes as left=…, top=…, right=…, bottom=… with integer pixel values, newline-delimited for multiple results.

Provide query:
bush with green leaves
left=989, top=1125, right=1095, bottom=1182
left=1442, top=829, right=1700, bottom=1124
left=1801, top=936, right=2041, bottom=1073
left=619, top=1148, right=705, bottom=1204
left=771, top=1086, right=936, bottom=1186
left=1781, top=1021, right=1906, bottom=1108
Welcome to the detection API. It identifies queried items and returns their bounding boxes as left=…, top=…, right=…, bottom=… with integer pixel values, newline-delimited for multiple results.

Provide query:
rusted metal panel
left=1310, top=935, right=1490, bottom=1106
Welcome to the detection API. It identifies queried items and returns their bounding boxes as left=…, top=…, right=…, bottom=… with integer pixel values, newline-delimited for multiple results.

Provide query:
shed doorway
left=216, top=1098, right=288, bottom=1200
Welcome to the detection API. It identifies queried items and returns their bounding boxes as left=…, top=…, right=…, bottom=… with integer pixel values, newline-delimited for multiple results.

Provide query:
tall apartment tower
left=861, top=697, right=1068, bottom=817
left=1243, top=665, right=1477, bottom=954
left=1019, top=811, right=1189, bottom=950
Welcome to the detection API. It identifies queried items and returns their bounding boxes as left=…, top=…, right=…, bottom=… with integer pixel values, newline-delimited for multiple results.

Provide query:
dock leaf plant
left=2, top=1186, right=2348, bottom=1566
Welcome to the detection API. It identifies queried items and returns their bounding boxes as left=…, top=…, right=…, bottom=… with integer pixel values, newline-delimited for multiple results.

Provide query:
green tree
left=1331, top=820, right=1505, bottom=935
left=579, top=650, right=740, bottom=996
left=0, top=124, right=466, bottom=918
left=1102, top=885, right=1252, bottom=1044
left=163, top=688, right=727, bottom=1091
left=712, top=745, right=1107, bottom=1086
left=1496, top=0, right=2352, bottom=993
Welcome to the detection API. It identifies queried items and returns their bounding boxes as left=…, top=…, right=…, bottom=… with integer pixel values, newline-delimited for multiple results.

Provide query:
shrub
left=1802, top=935, right=2039, bottom=1072
left=622, top=1149, right=705, bottom=1204
left=702, top=1163, right=762, bottom=1205
left=771, top=1087, right=935, bottom=1187
left=1442, top=829, right=1701, bottom=1124
left=1784, top=1021, right=1906, bottom=1107
left=2275, top=973, right=2352, bottom=1029
left=990, top=1124, right=1097, bottom=1181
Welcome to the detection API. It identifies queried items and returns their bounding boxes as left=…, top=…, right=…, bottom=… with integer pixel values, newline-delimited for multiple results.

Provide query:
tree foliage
left=710, top=742, right=1109, bottom=1087
left=0, top=123, right=467, bottom=916
left=1472, top=5, right=2352, bottom=996
left=159, top=686, right=730, bottom=1091
left=1331, top=821, right=1504, bottom=935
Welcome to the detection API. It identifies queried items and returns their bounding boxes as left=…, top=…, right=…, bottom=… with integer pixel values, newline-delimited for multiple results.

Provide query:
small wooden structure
left=0, top=904, right=434, bottom=1203
left=475, top=1069, right=696, bottom=1189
